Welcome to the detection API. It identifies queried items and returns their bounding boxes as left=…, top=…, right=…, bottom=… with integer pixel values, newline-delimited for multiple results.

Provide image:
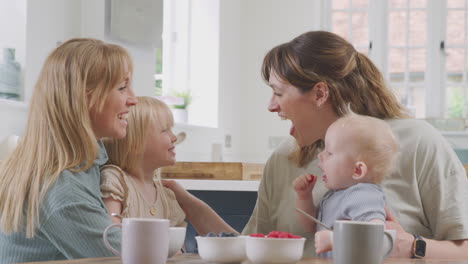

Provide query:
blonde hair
left=261, top=31, right=409, bottom=166
left=103, top=96, right=173, bottom=173
left=333, top=112, right=400, bottom=183
left=0, top=38, right=133, bottom=237
left=103, top=96, right=174, bottom=214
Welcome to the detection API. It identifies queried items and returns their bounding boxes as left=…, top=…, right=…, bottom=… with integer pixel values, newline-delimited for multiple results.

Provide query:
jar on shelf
left=0, top=48, right=21, bottom=100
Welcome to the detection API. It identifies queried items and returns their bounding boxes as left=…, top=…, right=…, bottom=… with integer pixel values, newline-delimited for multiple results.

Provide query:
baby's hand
left=293, top=174, right=317, bottom=199
left=315, top=230, right=333, bottom=254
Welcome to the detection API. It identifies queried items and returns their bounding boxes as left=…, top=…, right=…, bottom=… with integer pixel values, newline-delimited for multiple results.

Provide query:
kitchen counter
left=174, top=179, right=259, bottom=192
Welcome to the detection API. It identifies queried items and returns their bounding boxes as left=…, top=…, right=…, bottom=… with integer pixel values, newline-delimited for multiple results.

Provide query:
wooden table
left=24, top=254, right=468, bottom=264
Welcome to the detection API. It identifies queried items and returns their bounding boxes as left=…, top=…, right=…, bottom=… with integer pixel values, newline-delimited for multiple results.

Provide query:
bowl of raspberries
left=245, top=231, right=305, bottom=263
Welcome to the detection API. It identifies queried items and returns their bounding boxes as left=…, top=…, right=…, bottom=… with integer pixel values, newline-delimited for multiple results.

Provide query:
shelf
left=0, top=98, right=27, bottom=109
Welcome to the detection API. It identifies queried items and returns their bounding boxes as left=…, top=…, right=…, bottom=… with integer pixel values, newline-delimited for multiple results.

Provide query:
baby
left=293, top=112, right=399, bottom=257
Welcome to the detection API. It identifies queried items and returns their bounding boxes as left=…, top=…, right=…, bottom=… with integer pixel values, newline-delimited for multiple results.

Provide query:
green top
left=0, top=141, right=121, bottom=263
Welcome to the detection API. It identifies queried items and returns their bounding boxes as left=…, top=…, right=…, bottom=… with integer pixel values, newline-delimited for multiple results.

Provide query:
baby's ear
left=352, top=161, right=367, bottom=181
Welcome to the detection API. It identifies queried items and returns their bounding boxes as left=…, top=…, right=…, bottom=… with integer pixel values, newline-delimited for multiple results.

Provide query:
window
left=387, top=0, right=427, bottom=117
left=329, top=0, right=369, bottom=54
left=446, top=0, right=468, bottom=118
left=158, top=0, right=219, bottom=128
left=326, top=0, right=467, bottom=120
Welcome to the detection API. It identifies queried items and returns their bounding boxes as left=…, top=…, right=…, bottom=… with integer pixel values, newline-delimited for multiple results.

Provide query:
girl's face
left=90, top=63, right=137, bottom=139
left=317, top=125, right=358, bottom=190
left=143, top=120, right=177, bottom=169
left=267, top=70, right=337, bottom=146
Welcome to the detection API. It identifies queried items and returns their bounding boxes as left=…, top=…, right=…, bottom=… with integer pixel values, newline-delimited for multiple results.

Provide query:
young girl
left=101, top=96, right=237, bottom=236
left=101, top=96, right=185, bottom=227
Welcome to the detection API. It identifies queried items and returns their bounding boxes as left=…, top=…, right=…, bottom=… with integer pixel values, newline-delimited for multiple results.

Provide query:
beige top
left=242, top=119, right=468, bottom=257
left=100, top=165, right=186, bottom=227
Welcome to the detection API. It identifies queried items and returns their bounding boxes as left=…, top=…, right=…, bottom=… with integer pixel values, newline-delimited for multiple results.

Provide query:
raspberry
left=307, top=174, right=316, bottom=183
left=264, top=231, right=302, bottom=239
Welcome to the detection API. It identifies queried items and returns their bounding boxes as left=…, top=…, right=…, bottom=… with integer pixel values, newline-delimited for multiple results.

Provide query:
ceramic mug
left=332, top=221, right=394, bottom=264
left=103, top=218, right=169, bottom=264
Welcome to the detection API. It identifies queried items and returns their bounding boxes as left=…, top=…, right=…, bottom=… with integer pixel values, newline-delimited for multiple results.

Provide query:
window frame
left=323, top=0, right=458, bottom=120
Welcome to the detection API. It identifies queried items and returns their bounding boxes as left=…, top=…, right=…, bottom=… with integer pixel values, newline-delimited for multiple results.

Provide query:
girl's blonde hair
left=103, top=97, right=174, bottom=214
left=0, top=38, right=133, bottom=237
left=333, top=112, right=400, bottom=183
left=103, top=96, right=173, bottom=174
left=261, top=31, right=409, bottom=166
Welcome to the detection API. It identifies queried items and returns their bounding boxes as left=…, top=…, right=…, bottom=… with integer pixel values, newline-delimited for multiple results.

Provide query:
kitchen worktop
left=174, top=179, right=259, bottom=192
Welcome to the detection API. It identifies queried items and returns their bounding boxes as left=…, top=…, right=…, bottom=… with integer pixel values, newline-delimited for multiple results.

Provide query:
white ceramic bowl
left=168, top=227, right=186, bottom=258
left=245, top=236, right=306, bottom=263
left=196, top=236, right=246, bottom=263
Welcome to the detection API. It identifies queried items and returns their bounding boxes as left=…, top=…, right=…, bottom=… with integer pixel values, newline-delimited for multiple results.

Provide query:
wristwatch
left=412, top=234, right=426, bottom=259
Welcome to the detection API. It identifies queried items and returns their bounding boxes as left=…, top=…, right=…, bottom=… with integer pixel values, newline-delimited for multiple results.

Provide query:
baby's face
left=317, top=124, right=360, bottom=190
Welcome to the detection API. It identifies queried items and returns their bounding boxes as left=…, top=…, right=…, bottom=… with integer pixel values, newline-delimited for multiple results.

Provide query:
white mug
left=103, top=218, right=169, bottom=264
left=332, top=221, right=394, bottom=264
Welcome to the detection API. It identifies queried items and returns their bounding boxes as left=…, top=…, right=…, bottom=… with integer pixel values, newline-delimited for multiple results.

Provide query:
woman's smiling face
left=89, top=63, right=137, bottom=139
left=267, top=70, right=337, bottom=147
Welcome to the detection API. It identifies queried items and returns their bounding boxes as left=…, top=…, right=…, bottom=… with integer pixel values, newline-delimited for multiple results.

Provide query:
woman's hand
left=384, top=207, right=413, bottom=258
left=161, top=179, right=191, bottom=207
left=315, top=230, right=333, bottom=254
left=293, top=174, right=317, bottom=200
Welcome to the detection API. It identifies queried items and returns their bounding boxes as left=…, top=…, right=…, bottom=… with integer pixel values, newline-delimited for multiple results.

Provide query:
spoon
left=295, top=208, right=333, bottom=231
left=175, top=132, right=186, bottom=145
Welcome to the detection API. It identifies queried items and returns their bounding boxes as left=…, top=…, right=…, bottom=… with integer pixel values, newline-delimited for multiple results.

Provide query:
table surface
left=24, top=253, right=468, bottom=264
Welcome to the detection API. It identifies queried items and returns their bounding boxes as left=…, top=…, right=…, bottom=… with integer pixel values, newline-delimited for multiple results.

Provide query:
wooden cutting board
left=161, top=162, right=264, bottom=180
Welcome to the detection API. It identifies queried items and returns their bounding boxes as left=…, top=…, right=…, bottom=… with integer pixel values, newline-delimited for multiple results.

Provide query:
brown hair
left=261, top=31, right=409, bottom=166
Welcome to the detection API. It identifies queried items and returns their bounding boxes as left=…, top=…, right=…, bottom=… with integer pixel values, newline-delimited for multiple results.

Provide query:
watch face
left=414, top=239, right=426, bottom=258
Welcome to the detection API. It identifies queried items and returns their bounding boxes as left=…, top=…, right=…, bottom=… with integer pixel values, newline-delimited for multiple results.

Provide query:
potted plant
left=169, top=90, right=192, bottom=123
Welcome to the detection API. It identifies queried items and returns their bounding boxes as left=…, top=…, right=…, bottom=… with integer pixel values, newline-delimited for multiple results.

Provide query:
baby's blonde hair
left=333, top=111, right=399, bottom=183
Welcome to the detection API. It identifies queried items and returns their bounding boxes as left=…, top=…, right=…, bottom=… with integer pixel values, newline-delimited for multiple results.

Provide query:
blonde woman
left=243, top=31, right=468, bottom=259
left=0, top=38, right=137, bottom=263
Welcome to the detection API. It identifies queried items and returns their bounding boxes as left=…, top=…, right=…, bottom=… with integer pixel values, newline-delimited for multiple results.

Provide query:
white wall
left=0, top=0, right=230, bottom=162
left=0, top=0, right=27, bottom=99
left=2, top=0, right=468, bottom=163
left=0, top=99, right=27, bottom=142
left=236, top=0, right=322, bottom=163
left=25, top=0, right=82, bottom=102
left=217, top=0, right=246, bottom=162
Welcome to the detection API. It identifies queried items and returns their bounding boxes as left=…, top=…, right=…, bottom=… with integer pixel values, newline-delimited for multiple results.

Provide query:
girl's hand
left=384, top=207, right=413, bottom=258
left=315, top=230, right=333, bottom=254
left=293, top=174, right=317, bottom=200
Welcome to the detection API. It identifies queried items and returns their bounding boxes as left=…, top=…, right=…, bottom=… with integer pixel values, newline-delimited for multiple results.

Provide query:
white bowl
left=196, top=236, right=246, bottom=263
left=168, top=227, right=186, bottom=258
left=245, top=236, right=306, bottom=263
